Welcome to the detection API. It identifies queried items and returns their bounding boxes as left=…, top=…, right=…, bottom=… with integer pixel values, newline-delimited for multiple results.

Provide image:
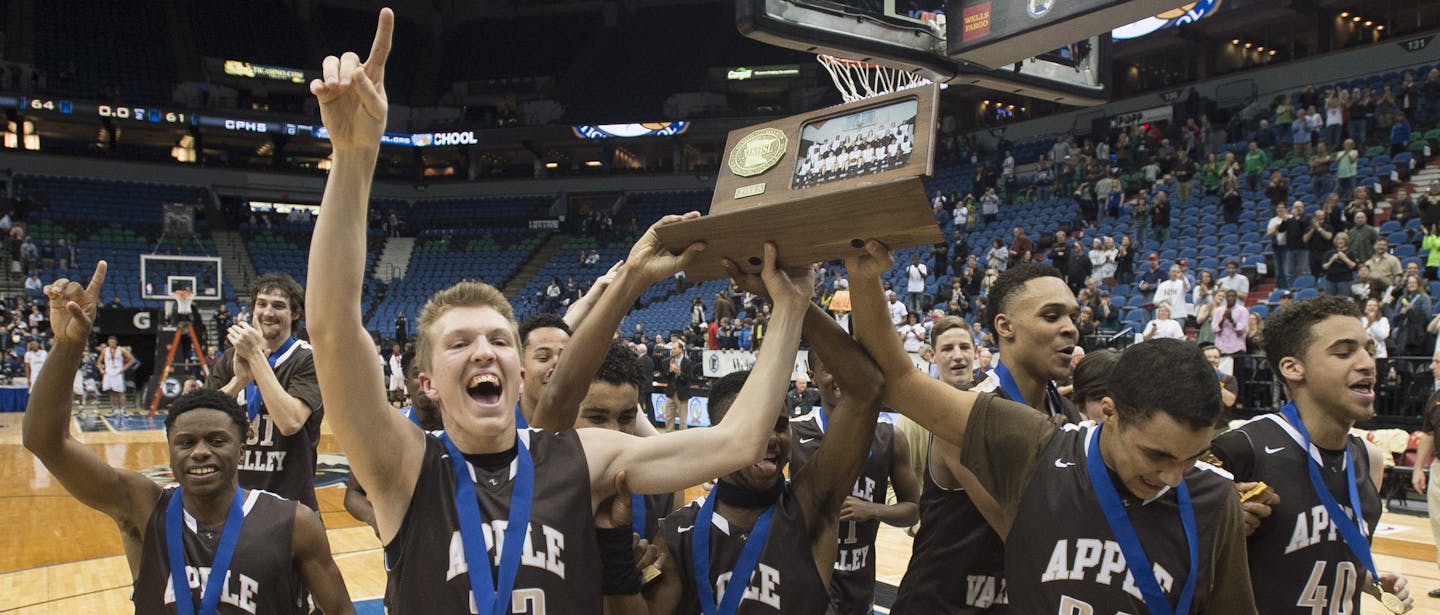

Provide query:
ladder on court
left=147, top=320, right=209, bottom=416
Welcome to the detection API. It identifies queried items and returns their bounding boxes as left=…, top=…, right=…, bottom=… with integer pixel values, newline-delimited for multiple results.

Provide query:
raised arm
left=532, top=217, right=704, bottom=431
left=847, top=240, right=981, bottom=446
left=581, top=242, right=807, bottom=502
left=23, top=262, right=160, bottom=535
left=560, top=259, right=623, bottom=331
left=304, top=9, right=420, bottom=544
left=729, top=258, right=889, bottom=541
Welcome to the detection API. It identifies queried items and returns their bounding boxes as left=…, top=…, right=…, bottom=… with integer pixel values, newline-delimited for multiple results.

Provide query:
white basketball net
left=171, top=290, right=195, bottom=315
left=817, top=54, right=931, bottom=104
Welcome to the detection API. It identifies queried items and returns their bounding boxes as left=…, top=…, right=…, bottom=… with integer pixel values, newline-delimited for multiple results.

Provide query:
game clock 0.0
left=21, top=97, right=194, bottom=125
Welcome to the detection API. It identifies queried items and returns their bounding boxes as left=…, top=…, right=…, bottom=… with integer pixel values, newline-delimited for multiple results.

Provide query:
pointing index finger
left=364, top=8, right=395, bottom=79
left=85, top=261, right=108, bottom=297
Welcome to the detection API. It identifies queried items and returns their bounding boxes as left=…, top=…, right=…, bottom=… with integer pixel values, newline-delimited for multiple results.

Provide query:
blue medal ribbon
left=440, top=432, right=534, bottom=615
left=243, top=336, right=297, bottom=422
left=631, top=494, right=648, bottom=537
left=693, top=491, right=777, bottom=615
left=994, top=360, right=1028, bottom=407
left=514, top=404, right=529, bottom=430
left=1277, top=403, right=1377, bottom=579
left=1086, top=425, right=1198, bottom=615
left=166, top=487, right=247, bottom=615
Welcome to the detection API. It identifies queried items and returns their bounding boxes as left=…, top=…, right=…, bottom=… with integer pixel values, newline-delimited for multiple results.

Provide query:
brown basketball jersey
left=1211, top=413, right=1383, bottom=615
left=891, top=372, right=1075, bottom=614
left=789, top=410, right=895, bottom=615
left=658, top=485, right=829, bottom=615
left=206, top=342, right=324, bottom=510
left=961, top=395, right=1255, bottom=614
left=638, top=492, right=676, bottom=542
left=383, top=429, right=602, bottom=614
left=133, top=487, right=308, bottom=614
left=889, top=437, right=1009, bottom=614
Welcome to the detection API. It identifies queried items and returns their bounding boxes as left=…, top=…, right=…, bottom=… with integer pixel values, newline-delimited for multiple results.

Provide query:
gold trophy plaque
left=657, top=86, right=944, bottom=280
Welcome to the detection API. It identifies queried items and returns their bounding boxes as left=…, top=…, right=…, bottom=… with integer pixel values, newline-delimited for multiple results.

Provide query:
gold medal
left=1373, top=583, right=1407, bottom=613
left=1239, top=481, right=1271, bottom=503
left=641, top=564, right=663, bottom=585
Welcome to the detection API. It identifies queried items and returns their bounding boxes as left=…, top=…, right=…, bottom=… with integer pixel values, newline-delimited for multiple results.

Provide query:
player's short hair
left=517, top=313, right=571, bottom=350
left=250, top=272, right=305, bottom=322
left=1262, top=295, right=1363, bottom=380
left=706, top=370, right=750, bottom=425
left=930, top=316, right=971, bottom=346
left=1109, top=339, right=1221, bottom=430
left=166, top=389, right=250, bottom=439
left=416, top=282, right=517, bottom=373
left=1071, top=349, right=1121, bottom=404
left=985, top=263, right=1065, bottom=334
left=594, top=341, right=645, bottom=391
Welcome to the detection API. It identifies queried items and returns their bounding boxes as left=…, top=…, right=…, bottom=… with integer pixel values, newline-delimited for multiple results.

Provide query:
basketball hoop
left=170, top=290, right=195, bottom=316
left=817, top=54, right=931, bottom=104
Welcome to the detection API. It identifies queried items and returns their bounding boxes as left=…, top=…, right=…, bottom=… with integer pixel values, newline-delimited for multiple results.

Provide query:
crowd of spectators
left=878, top=71, right=1440, bottom=369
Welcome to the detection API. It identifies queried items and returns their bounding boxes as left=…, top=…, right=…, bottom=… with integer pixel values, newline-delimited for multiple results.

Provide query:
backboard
left=737, top=0, right=1134, bottom=105
left=139, top=255, right=223, bottom=302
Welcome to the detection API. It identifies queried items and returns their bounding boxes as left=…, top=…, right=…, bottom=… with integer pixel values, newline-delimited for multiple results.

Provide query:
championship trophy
left=657, top=86, right=944, bottom=280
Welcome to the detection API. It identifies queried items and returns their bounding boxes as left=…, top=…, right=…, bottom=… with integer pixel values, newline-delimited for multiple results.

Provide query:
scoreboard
left=21, top=96, right=196, bottom=126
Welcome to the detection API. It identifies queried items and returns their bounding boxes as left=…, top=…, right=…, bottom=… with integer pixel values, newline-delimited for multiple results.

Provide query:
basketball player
left=646, top=289, right=885, bottom=615
left=568, top=342, right=681, bottom=539
left=305, top=13, right=814, bottom=610
left=97, top=336, right=135, bottom=413
left=893, top=263, right=1079, bottom=614
left=24, top=339, right=48, bottom=391
left=386, top=343, right=404, bottom=398
left=789, top=327, right=920, bottom=615
left=847, top=241, right=1256, bottom=613
left=23, top=263, right=354, bottom=614
left=1211, top=296, right=1413, bottom=613
left=517, top=313, right=570, bottom=428
left=517, top=261, right=627, bottom=429
left=206, top=272, right=324, bottom=511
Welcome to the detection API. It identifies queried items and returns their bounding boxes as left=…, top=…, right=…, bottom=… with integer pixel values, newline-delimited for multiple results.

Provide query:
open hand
left=309, top=8, right=392, bottom=152
left=43, top=261, right=106, bottom=344
left=228, top=322, right=268, bottom=363
left=625, top=213, right=706, bottom=285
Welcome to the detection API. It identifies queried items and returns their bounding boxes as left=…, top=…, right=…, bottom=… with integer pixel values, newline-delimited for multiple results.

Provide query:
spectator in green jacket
left=1244, top=140, right=1269, bottom=192
left=1423, top=224, right=1440, bottom=280
left=1334, top=138, right=1361, bottom=199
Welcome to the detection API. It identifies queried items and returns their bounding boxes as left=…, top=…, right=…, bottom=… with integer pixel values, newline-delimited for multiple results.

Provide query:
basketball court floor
left=3, top=411, right=1438, bottom=614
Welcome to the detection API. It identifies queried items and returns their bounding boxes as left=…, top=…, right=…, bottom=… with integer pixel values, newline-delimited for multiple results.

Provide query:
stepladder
left=148, top=319, right=209, bottom=416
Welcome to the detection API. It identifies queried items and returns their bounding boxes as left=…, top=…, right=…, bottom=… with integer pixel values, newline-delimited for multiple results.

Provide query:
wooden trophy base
left=654, top=176, right=942, bottom=281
